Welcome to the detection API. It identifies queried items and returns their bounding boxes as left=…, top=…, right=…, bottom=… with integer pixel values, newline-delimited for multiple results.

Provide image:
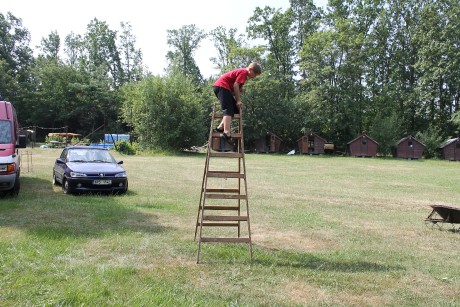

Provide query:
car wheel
left=120, top=181, right=128, bottom=194
left=52, top=172, right=59, bottom=185
left=10, top=175, right=20, bottom=196
left=117, top=181, right=128, bottom=195
left=62, top=178, right=72, bottom=194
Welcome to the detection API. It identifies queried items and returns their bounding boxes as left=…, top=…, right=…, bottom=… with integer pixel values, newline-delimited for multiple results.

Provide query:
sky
left=1, top=0, right=327, bottom=78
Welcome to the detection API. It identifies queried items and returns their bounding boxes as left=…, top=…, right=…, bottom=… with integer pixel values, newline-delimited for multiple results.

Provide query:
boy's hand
left=236, top=100, right=243, bottom=110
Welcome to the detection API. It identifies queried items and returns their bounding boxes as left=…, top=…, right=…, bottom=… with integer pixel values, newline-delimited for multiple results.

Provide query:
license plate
left=93, top=179, right=112, bottom=185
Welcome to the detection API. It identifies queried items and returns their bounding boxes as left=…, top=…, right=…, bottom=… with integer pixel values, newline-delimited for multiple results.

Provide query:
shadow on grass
left=0, top=176, right=172, bottom=239
left=253, top=245, right=404, bottom=272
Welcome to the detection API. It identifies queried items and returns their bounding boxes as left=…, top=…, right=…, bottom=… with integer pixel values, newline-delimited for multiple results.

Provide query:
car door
left=54, top=148, right=68, bottom=182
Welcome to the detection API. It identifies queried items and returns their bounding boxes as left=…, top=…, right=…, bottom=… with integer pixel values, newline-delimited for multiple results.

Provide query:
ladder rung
left=205, top=194, right=247, bottom=200
left=203, top=215, right=248, bottom=221
left=210, top=152, right=243, bottom=158
left=205, top=188, right=240, bottom=193
left=213, top=113, right=241, bottom=120
left=211, top=132, right=241, bottom=139
left=196, top=222, right=240, bottom=227
left=207, top=171, right=244, bottom=178
left=200, top=237, right=250, bottom=243
left=201, top=205, right=240, bottom=210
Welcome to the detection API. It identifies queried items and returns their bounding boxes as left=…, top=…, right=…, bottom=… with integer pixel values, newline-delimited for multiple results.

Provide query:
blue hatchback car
left=52, top=146, right=128, bottom=194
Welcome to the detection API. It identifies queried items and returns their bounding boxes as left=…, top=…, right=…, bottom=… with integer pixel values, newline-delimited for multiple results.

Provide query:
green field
left=1, top=148, right=460, bottom=306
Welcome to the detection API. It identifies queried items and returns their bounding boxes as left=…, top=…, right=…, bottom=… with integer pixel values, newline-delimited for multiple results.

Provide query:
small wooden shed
left=254, top=131, right=283, bottom=153
left=395, top=135, right=425, bottom=159
left=347, top=134, right=378, bottom=157
left=297, top=131, right=327, bottom=155
left=440, top=137, right=460, bottom=161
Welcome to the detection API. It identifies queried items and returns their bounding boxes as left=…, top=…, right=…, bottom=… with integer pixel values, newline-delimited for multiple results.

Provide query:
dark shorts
left=213, top=86, right=239, bottom=116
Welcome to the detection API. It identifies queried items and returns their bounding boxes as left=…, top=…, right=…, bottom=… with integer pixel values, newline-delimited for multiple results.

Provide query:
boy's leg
left=222, top=116, right=232, bottom=136
left=213, top=86, right=235, bottom=136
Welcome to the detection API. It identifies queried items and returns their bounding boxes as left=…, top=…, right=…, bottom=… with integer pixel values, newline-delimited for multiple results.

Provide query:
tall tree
left=38, top=30, right=60, bottom=59
left=84, top=18, right=123, bottom=88
left=64, top=32, right=85, bottom=66
left=289, top=0, right=322, bottom=78
left=118, top=22, right=144, bottom=83
left=0, top=12, right=34, bottom=119
left=247, top=6, right=296, bottom=85
left=415, top=0, right=460, bottom=135
left=209, top=26, right=263, bottom=75
left=166, top=24, right=206, bottom=83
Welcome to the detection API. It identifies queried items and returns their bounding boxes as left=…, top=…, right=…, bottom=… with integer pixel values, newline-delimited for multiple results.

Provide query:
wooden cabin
left=347, top=134, right=378, bottom=157
left=440, top=137, right=460, bottom=161
left=297, top=131, right=327, bottom=155
left=395, top=135, right=425, bottom=159
left=254, top=131, right=283, bottom=153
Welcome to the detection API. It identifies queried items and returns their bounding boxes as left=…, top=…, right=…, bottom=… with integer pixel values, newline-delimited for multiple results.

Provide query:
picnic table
left=425, top=205, right=460, bottom=231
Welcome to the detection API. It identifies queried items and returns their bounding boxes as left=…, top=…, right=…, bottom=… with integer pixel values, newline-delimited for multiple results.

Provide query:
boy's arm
left=233, top=82, right=243, bottom=108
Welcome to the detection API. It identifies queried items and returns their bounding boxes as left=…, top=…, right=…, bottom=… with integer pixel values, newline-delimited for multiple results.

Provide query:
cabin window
left=408, top=141, right=413, bottom=148
left=456, top=143, right=460, bottom=149
left=361, top=138, right=367, bottom=145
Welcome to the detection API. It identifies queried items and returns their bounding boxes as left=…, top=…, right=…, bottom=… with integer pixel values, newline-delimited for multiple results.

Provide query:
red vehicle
left=0, top=100, right=27, bottom=195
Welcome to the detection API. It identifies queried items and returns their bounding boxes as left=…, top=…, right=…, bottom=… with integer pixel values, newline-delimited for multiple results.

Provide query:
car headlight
left=0, top=163, right=16, bottom=175
left=115, top=172, right=127, bottom=178
left=70, top=171, right=87, bottom=178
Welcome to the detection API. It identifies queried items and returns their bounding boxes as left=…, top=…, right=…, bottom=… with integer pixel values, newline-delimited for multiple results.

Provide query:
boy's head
left=247, top=62, right=262, bottom=79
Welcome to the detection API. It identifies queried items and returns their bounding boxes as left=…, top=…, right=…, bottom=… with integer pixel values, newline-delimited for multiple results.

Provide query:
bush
left=115, top=140, right=138, bottom=155
left=416, top=126, right=443, bottom=159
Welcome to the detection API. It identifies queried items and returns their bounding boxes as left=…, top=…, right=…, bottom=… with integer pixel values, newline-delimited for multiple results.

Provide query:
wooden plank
left=207, top=171, right=244, bottom=178
left=196, top=222, right=239, bottom=227
left=200, top=237, right=250, bottom=243
left=211, top=132, right=241, bottom=139
left=210, top=152, right=243, bottom=158
left=205, top=188, right=240, bottom=193
left=203, top=215, right=248, bottom=221
left=201, top=205, right=240, bottom=210
left=205, top=194, right=247, bottom=200
left=213, top=113, right=241, bottom=120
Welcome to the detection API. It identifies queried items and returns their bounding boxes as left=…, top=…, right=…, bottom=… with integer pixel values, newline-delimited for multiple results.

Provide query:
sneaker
left=220, top=133, right=234, bottom=146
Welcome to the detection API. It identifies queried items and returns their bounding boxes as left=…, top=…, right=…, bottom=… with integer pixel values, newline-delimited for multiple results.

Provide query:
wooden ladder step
left=203, top=215, right=248, bottom=221
left=200, top=205, right=240, bottom=210
left=196, top=222, right=240, bottom=227
left=200, top=237, right=250, bottom=243
left=205, top=194, right=247, bottom=200
left=213, top=113, right=241, bottom=120
left=207, top=171, right=244, bottom=178
left=204, top=188, right=240, bottom=193
left=211, top=132, right=242, bottom=139
left=210, top=152, right=243, bottom=158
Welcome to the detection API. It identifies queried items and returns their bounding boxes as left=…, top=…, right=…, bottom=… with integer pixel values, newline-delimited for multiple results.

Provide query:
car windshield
left=67, top=149, right=116, bottom=163
left=0, top=120, right=12, bottom=144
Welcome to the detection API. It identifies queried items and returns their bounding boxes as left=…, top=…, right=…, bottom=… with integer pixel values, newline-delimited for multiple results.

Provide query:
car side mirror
left=17, top=134, right=27, bottom=148
left=117, top=160, right=124, bottom=165
left=56, top=158, right=65, bottom=164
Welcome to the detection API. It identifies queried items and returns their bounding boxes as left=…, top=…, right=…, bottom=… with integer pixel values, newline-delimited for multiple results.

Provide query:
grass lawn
left=1, top=148, right=460, bottom=306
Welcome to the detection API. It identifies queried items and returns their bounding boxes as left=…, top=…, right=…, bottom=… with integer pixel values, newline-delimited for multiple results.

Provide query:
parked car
left=0, top=100, right=27, bottom=196
left=52, top=146, right=128, bottom=194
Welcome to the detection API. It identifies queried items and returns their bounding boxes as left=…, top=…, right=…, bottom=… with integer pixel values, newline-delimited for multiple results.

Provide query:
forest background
left=1, top=0, right=460, bottom=157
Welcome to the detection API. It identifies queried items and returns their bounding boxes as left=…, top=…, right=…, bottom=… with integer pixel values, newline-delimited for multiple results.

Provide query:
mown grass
left=1, top=148, right=460, bottom=306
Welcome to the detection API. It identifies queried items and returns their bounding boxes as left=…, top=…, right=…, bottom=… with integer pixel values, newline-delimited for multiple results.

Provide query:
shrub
left=416, top=126, right=443, bottom=159
left=115, top=140, right=138, bottom=155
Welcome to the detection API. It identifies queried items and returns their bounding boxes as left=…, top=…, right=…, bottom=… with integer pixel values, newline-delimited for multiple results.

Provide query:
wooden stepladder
left=195, top=105, right=252, bottom=263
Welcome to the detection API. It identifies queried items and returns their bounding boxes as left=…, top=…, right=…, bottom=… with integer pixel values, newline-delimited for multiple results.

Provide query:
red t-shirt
left=214, top=68, right=248, bottom=92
